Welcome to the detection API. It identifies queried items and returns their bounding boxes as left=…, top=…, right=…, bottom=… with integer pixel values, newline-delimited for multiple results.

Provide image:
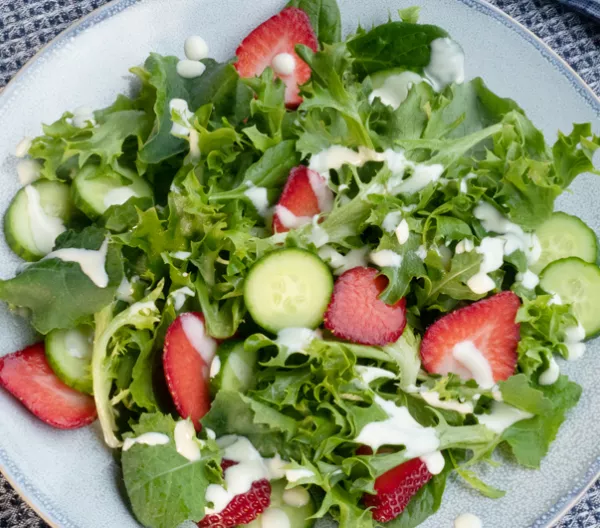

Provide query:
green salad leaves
left=1, top=1, right=598, bottom=528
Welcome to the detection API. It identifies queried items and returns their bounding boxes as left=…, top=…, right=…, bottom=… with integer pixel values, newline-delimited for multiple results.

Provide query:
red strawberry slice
left=163, top=312, right=218, bottom=431
left=363, top=458, right=433, bottom=522
left=324, top=267, right=407, bottom=346
left=272, top=165, right=333, bottom=233
left=420, top=291, right=520, bottom=383
left=199, top=459, right=271, bottom=528
left=0, top=343, right=97, bottom=429
left=234, top=7, right=318, bottom=107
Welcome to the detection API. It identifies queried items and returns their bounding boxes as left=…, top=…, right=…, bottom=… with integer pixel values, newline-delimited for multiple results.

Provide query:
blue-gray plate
left=0, top=0, right=598, bottom=526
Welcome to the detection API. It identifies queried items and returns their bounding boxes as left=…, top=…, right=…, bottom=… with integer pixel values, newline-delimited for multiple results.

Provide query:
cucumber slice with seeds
left=540, top=257, right=600, bottom=337
left=4, top=180, right=75, bottom=261
left=244, top=249, right=333, bottom=334
left=531, top=212, right=597, bottom=274
left=73, top=165, right=152, bottom=219
left=210, top=341, right=258, bottom=395
left=45, top=325, right=94, bottom=394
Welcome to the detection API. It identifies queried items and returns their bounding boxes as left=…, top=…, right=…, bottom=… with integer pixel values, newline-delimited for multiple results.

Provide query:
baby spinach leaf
left=0, top=228, right=123, bottom=334
left=287, top=0, right=342, bottom=44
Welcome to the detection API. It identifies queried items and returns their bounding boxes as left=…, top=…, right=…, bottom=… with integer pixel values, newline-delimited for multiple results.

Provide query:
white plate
left=0, top=0, right=598, bottom=526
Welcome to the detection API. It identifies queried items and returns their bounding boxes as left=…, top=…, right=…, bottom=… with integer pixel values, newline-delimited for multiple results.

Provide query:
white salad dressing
left=116, top=276, right=135, bottom=303
left=539, top=356, right=560, bottom=385
left=181, top=314, right=217, bottom=364
left=423, top=38, right=465, bottom=92
left=184, top=35, right=209, bottom=61
left=275, top=327, right=318, bottom=354
left=420, top=451, right=445, bottom=475
left=354, top=395, right=440, bottom=455
left=15, top=137, right=32, bottom=158
left=261, top=508, right=290, bottom=528
left=392, top=163, right=445, bottom=195
left=307, top=169, right=334, bottom=213
left=382, top=211, right=402, bottom=233
left=103, top=186, right=138, bottom=208
left=65, top=328, right=93, bottom=359
left=563, top=323, right=586, bottom=360
left=177, top=59, right=206, bottom=79
left=477, top=402, right=533, bottom=434
left=465, top=202, right=541, bottom=294
left=174, top=420, right=201, bottom=462
left=46, top=238, right=109, bottom=288
left=369, top=71, right=424, bottom=109
left=420, top=390, right=474, bottom=414
left=454, top=512, right=482, bottom=528
left=317, top=246, right=369, bottom=275
left=271, top=53, right=296, bottom=76
left=72, top=106, right=96, bottom=128
left=169, top=286, right=195, bottom=310
left=122, top=432, right=169, bottom=451
left=171, top=251, right=192, bottom=260
left=282, top=487, right=310, bottom=507
left=308, top=217, right=329, bottom=248
left=210, top=356, right=221, bottom=378
left=395, top=219, right=410, bottom=245
left=517, top=269, right=539, bottom=290
left=370, top=249, right=402, bottom=268
left=285, top=468, right=315, bottom=483
left=244, top=185, right=270, bottom=217
left=17, top=159, right=41, bottom=185
left=274, top=205, right=312, bottom=230
left=169, top=99, right=195, bottom=136
left=452, top=340, right=495, bottom=389
left=355, top=366, right=396, bottom=384
left=25, top=184, right=66, bottom=254
left=416, top=245, right=428, bottom=260
left=548, top=293, right=563, bottom=306
left=455, top=239, right=474, bottom=254
left=205, top=436, right=281, bottom=515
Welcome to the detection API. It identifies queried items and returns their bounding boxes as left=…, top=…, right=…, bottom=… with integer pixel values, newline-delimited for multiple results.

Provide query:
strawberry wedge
left=163, top=312, right=218, bottom=430
left=420, top=291, right=521, bottom=384
left=0, top=343, right=97, bottom=429
left=272, top=166, right=333, bottom=233
left=324, top=267, right=407, bottom=346
left=234, top=7, right=318, bottom=107
left=363, top=458, right=433, bottom=522
left=199, top=459, right=271, bottom=528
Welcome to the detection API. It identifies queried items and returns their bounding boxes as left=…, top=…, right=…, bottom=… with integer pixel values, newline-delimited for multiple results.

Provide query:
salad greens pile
left=1, top=1, right=599, bottom=527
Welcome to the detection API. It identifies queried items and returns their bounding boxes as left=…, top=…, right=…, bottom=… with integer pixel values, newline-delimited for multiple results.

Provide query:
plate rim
left=0, top=0, right=598, bottom=527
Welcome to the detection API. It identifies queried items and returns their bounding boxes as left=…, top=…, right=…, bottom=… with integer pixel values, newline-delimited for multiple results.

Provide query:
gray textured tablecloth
left=0, top=0, right=600, bottom=526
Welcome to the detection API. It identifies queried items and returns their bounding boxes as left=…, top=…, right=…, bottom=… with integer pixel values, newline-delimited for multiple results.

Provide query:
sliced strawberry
left=163, top=312, right=218, bottom=430
left=420, top=291, right=520, bottom=383
left=363, top=458, right=433, bottom=522
left=199, top=459, right=271, bottom=528
left=272, top=165, right=333, bottom=233
left=234, top=7, right=318, bottom=107
left=324, top=267, right=407, bottom=346
left=0, top=343, right=97, bottom=429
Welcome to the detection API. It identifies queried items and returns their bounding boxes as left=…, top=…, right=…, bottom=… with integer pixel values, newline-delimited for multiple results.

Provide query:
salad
left=0, top=1, right=599, bottom=527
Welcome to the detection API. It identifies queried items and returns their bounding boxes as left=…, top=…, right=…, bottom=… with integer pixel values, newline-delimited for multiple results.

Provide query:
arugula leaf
left=347, top=22, right=448, bottom=77
left=0, top=227, right=123, bottom=334
left=287, top=0, right=342, bottom=44
left=122, top=413, right=220, bottom=528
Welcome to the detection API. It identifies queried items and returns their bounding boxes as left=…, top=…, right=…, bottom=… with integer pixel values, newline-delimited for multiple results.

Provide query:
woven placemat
left=0, top=0, right=599, bottom=527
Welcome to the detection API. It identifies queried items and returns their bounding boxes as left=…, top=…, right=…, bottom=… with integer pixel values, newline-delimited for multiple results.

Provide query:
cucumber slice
left=244, top=249, right=333, bottom=333
left=73, top=165, right=152, bottom=219
left=531, top=212, right=598, bottom=274
left=210, top=341, right=258, bottom=395
left=4, top=180, right=76, bottom=261
left=540, top=257, right=600, bottom=337
left=246, top=479, right=315, bottom=528
left=45, top=325, right=94, bottom=394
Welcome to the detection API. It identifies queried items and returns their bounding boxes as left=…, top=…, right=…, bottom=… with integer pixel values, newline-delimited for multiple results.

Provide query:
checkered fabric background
left=0, top=0, right=599, bottom=526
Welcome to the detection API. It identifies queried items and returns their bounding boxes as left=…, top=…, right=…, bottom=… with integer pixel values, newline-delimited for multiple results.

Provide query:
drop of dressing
left=25, top=185, right=66, bottom=254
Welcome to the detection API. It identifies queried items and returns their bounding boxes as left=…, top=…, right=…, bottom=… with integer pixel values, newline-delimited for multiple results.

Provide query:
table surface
left=1, top=0, right=600, bottom=527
